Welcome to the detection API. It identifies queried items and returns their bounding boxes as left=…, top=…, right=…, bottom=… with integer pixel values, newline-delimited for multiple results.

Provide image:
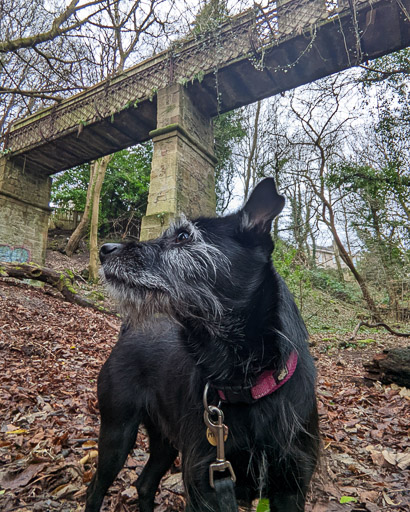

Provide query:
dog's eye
left=176, top=231, right=191, bottom=243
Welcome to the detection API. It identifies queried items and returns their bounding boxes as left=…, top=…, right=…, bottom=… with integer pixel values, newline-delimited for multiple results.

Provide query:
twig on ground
left=350, top=321, right=410, bottom=340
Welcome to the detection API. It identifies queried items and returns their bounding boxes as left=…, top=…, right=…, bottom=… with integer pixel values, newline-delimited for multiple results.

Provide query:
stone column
left=140, top=84, right=217, bottom=241
left=0, top=157, right=51, bottom=264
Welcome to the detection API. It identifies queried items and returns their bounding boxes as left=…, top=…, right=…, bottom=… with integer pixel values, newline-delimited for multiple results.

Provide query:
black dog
left=85, top=178, right=318, bottom=512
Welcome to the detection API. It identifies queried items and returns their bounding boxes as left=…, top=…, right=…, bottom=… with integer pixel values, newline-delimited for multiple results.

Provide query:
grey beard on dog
left=101, top=215, right=231, bottom=333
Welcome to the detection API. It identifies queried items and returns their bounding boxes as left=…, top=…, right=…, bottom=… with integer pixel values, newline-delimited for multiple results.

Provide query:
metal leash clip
left=203, top=384, right=236, bottom=489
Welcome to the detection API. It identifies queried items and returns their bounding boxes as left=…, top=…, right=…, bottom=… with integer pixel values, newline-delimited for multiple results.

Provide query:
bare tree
left=287, top=75, right=382, bottom=320
left=243, top=100, right=261, bottom=200
left=0, top=0, right=104, bottom=139
left=0, top=0, right=193, bottom=138
left=88, top=155, right=111, bottom=281
left=236, top=99, right=291, bottom=199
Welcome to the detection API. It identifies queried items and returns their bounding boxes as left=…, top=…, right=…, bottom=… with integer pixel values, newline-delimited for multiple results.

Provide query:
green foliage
left=340, top=496, right=358, bottom=504
left=327, top=160, right=409, bottom=291
left=309, top=268, right=361, bottom=304
left=328, top=163, right=397, bottom=197
left=360, top=48, right=409, bottom=95
left=355, top=50, right=409, bottom=244
left=327, top=163, right=409, bottom=217
left=273, top=240, right=362, bottom=320
left=51, top=144, right=152, bottom=234
left=213, top=110, right=246, bottom=213
left=191, top=0, right=229, bottom=35
left=357, top=338, right=377, bottom=345
left=337, top=337, right=379, bottom=350
left=272, top=239, right=310, bottom=297
left=360, top=49, right=409, bottom=144
left=256, top=499, right=270, bottom=512
left=52, top=165, right=91, bottom=212
left=100, top=144, right=152, bottom=225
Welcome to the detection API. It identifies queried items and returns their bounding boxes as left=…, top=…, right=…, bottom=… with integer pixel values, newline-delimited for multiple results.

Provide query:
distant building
left=313, top=246, right=337, bottom=269
left=313, top=245, right=359, bottom=270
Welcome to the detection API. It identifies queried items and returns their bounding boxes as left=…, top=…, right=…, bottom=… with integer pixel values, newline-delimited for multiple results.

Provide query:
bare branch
left=0, top=87, right=64, bottom=101
left=0, top=0, right=107, bottom=53
left=358, top=64, right=410, bottom=81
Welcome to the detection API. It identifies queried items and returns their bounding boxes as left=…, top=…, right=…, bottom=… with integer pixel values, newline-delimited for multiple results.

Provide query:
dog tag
left=206, top=425, right=228, bottom=446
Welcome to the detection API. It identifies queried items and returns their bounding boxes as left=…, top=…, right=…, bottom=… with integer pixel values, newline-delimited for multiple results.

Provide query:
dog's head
left=100, top=178, right=285, bottom=327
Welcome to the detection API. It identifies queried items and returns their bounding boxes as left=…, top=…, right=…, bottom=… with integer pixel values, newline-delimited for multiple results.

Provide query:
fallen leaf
left=383, top=491, right=401, bottom=506
left=359, top=490, right=379, bottom=502
left=396, top=452, right=410, bottom=470
left=82, top=440, right=98, bottom=449
left=0, top=463, right=46, bottom=489
left=382, top=450, right=396, bottom=466
left=399, top=387, right=410, bottom=399
left=80, top=449, right=98, bottom=465
left=340, top=495, right=357, bottom=503
left=5, top=428, right=29, bottom=435
left=121, top=485, right=137, bottom=498
left=51, top=482, right=78, bottom=498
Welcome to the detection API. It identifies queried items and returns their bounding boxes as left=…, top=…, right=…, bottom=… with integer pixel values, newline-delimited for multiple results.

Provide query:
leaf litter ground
left=0, top=279, right=409, bottom=512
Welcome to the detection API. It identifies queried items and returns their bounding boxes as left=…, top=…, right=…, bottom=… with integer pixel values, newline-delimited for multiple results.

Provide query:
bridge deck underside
left=12, top=101, right=157, bottom=175
left=6, top=0, right=410, bottom=175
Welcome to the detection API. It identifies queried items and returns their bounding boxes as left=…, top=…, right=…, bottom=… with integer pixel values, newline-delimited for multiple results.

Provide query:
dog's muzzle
left=99, top=243, right=123, bottom=263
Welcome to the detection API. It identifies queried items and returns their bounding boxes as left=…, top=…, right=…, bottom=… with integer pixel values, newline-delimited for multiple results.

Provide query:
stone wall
left=0, top=157, right=51, bottom=263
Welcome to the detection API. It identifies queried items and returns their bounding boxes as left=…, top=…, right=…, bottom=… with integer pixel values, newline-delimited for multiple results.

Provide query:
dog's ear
left=241, top=178, right=285, bottom=233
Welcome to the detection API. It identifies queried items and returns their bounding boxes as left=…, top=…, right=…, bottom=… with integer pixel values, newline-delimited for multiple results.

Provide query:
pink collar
left=217, top=351, right=298, bottom=403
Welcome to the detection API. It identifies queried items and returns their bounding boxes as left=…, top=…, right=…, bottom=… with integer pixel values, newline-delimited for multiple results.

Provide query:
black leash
left=214, top=476, right=238, bottom=512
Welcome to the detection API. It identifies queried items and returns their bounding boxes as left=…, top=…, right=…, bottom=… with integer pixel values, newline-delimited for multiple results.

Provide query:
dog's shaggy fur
left=85, top=178, right=319, bottom=512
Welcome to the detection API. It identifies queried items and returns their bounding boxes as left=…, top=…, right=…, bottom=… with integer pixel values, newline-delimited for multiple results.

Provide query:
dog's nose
left=99, top=243, right=121, bottom=263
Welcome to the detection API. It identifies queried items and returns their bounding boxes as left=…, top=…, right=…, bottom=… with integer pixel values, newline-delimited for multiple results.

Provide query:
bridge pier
left=0, top=158, right=51, bottom=264
left=140, top=84, right=217, bottom=240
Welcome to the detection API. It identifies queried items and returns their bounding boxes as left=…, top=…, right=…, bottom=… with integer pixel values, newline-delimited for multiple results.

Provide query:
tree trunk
left=369, top=203, right=400, bottom=319
left=332, top=239, right=344, bottom=282
left=244, top=100, right=261, bottom=200
left=310, top=231, right=317, bottom=269
left=364, top=347, right=410, bottom=388
left=89, top=155, right=111, bottom=283
left=330, top=216, right=381, bottom=321
left=272, top=158, right=282, bottom=243
left=323, top=196, right=381, bottom=321
left=64, top=161, right=97, bottom=257
left=0, top=262, right=111, bottom=313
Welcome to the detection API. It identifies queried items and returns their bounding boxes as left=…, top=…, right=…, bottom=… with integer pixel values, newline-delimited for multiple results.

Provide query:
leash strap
left=214, top=477, right=238, bottom=512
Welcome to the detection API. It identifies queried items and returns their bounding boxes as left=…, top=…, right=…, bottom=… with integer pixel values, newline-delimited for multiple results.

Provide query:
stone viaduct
left=0, top=0, right=409, bottom=263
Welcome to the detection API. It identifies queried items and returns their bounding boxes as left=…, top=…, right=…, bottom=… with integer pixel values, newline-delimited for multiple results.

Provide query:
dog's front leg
left=85, top=410, right=140, bottom=512
left=267, top=463, right=311, bottom=512
left=268, top=493, right=307, bottom=512
left=136, top=421, right=178, bottom=512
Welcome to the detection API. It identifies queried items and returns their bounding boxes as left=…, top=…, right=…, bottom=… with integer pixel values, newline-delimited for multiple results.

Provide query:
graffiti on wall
left=0, top=244, right=31, bottom=263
